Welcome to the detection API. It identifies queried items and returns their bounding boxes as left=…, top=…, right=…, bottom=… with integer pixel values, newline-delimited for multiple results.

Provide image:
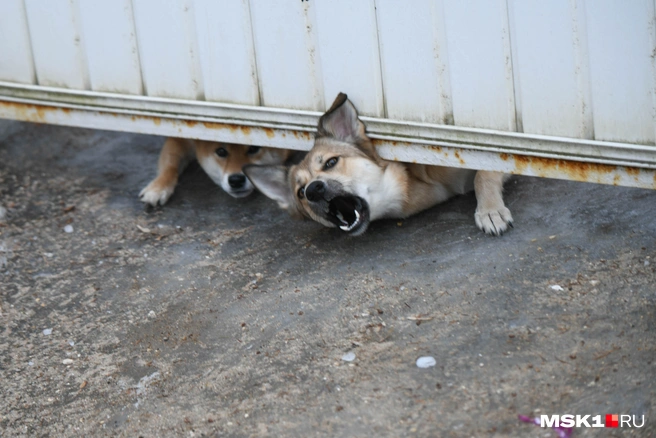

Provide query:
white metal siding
left=132, top=0, right=204, bottom=100
left=442, top=0, right=516, bottom=132
left=194, top=0, right=259, bottom=105
left=0, top=0, right=35, bottom=84
left=585, top=0, right=656, bottom=144
left=249, top=0, right=324, bottom=110
left=24, top=0, right=90, bottom=89
left=78, top=0, right=143, bottom=95
left=1, top=0, right=655, bottom=188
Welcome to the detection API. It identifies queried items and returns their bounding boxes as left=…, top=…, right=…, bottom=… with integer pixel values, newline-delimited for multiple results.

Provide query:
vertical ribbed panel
left=313, top=0, right=384, bottom=117
left=24, top=0, right=90, bottom=89
left=0, top=0, right=35, bottom=84
left=194, top=0, right=259, bottom=105
left=132, top=0, right=204, bottom=100
left=249, top=0, right=324, bottom=111
left=507, top=0, right=592, bottom=138
left=443, top=0, right=516, bottom=131
left=78, top=0, right=143, bottom=95
left=585, top=0, right=655, bottom=144
left=375, top=0, right=453, bottom=124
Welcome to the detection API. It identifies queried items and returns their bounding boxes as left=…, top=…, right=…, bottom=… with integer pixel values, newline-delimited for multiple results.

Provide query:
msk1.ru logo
left=540, top=414, right=644, bottom=428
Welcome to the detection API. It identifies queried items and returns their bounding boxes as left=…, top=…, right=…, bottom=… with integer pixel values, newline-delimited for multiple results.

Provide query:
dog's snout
left=305, top=181, right=326, bottom=202
left=228, top=173, right=247, bottom=189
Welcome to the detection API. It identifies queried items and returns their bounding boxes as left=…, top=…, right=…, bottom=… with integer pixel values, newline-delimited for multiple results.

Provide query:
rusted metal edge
left=374, top=141, right=656, bottom=190
left=0, top=96, right=655, bottom=190
left=2, top=82, right=656, bottom=167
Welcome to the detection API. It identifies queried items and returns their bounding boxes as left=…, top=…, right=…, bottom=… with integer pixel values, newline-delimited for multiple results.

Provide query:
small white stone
left=341, top=352, right=356, bottom=362
left=62, top=359, right=74, bottom=365
left=416, top=356, right=436, bottom=368
left=63, top=225, right=74, bottom=233
left=42, top=328, right=52, bottom=335
left=28, top=361, right=34, bottom=366
left=549, top=285, right=564, bottom=291
left=148, top=310, right=156, bottom=319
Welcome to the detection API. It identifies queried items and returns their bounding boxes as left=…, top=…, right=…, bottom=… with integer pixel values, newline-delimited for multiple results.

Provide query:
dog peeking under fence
left=139, top=138, right=293, bottom=206
left=244, top=93, right=514, bottom=236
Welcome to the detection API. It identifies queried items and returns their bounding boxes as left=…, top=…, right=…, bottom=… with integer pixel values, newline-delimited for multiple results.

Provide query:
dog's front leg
left=139, top=138, right=195, bottom=206
left=474, top=171, right=513, bottom=236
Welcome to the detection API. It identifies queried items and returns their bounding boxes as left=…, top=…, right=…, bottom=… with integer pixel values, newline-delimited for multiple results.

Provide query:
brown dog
left=140, top=138, right=292, bottom=206
left=244, top=93, right=513, bottom=236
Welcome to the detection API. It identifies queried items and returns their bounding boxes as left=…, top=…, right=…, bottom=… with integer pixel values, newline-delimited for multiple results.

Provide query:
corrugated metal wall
left=1, top=0, right=655, bottom=188
left=1, top=0, right=654, bottom=143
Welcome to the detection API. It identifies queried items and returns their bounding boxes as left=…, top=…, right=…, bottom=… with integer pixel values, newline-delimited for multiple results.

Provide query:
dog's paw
left=139, top=181, right=175, bottom=206
left=475, top=207, right=514, bottom=236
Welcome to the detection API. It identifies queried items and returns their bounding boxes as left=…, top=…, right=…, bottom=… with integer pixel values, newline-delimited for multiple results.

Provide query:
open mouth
left=328, top=195, right=369, bottom=234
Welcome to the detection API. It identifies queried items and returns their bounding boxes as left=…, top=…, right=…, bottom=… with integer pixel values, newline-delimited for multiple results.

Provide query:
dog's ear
left=243, top=164, right=292, bottom=210
left=317, top=93, right=379, bottom=161
left=317, top=93, right=365, bottom=143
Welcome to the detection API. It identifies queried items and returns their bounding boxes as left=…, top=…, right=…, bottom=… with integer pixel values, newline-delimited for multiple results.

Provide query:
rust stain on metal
left=202, top=121, right=234, bottom=131
left=263, top=127, right=275, bottom=138
left=625, top=167, right=639, bottom=177
left=613, top=174, right=621, bottom=186
left=453, top=151, right=465, bottom=166
left=292, top=130, right=312, bottom=140
left=510, top=154, right=617, bottom=182
left=0, top=100, right=52, bottom=123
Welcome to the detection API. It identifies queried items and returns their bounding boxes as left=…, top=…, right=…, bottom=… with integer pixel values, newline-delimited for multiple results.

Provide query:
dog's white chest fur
left=350, top=160, right=405, bottom=220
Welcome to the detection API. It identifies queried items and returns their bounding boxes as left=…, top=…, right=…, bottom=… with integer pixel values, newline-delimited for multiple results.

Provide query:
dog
left=244, top=93, right=513, bottom=236
left=139, top=137, right=292, bottom=206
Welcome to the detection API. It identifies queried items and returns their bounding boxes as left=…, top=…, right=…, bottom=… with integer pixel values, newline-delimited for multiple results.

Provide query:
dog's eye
left=247, top=146, right=261, bottom=155
left=215, top=148, right=228, bottom=158
left=297, top=186, right=305, bottom=199
left=324, top=157, right=339, bottom=169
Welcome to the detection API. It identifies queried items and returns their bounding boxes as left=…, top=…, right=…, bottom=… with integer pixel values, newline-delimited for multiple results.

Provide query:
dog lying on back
left=140, top=137, right=292, bottom=206
left=244, top=93, right=513, bottom=236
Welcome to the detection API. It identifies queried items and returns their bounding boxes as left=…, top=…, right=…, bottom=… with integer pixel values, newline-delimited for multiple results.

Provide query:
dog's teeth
left=336, top=211, right=348, bottom=225
left=339, top=210, right=361, bottom=232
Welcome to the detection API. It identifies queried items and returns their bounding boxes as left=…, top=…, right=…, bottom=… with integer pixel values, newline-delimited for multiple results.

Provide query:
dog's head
left=244, top=93, right=393, bottom=236
left=195, top=142, right=290, bottom=198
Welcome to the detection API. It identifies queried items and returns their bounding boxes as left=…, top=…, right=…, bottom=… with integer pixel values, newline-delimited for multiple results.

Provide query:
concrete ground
left=0, top=120, right=654, bottom=438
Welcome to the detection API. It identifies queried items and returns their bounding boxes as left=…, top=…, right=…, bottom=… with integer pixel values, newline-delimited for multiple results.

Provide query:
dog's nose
left=305, top=181, right=326, bottom=202
left=228, top=174, right=247, bottom=189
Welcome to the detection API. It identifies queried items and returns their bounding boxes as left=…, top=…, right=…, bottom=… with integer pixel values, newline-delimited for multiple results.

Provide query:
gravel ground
left=0, top=120, right=654, bottom=437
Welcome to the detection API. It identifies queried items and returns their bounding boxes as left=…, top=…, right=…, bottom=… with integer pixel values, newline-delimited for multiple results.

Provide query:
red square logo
left=606, top=414, right=619, bottom=428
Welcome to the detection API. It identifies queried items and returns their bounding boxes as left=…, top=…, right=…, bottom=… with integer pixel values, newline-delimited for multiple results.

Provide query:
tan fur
left=245, top=93, right=514, bottom=236
left=140, top=137, right=292, bottom=206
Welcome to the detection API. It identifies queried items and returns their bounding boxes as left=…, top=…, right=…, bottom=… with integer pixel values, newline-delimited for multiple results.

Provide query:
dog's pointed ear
left=243, top=164, right=292, bottom=210
left=317, top=93, right=379, bottom=161
left=317, top=93, right=366, bottom=143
